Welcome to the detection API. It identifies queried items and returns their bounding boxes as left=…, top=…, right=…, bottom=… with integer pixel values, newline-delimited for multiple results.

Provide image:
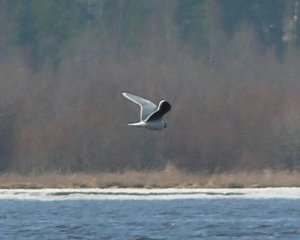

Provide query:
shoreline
left=0, top=169, right=300, bottom=189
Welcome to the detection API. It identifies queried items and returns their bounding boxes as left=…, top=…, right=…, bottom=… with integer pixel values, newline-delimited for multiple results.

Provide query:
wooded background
left=0, top=0, right=300, bottom=174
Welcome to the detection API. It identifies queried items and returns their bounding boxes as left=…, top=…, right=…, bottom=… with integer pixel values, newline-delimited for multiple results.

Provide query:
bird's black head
left=159, top=100, right=171, bottom=113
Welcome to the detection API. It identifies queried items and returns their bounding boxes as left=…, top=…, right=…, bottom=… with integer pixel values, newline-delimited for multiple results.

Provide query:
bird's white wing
left=122, top=92, right=157, bottom=120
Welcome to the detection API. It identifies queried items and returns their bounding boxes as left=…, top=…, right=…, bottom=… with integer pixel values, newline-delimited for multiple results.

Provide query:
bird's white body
left=122, top=92, right=171, bottom=130
left=128, top=120, right=165, bottom=130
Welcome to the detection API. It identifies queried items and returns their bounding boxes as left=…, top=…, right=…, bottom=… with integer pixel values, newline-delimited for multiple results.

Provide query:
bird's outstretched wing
left=146, top=100, right=171, bottom=121
left=122, top=92, right=157, bottom=121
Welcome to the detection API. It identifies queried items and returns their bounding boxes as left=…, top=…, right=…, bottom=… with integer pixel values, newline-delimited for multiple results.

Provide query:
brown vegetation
left=0, top=31, right=300, bottom=175
left=1, top=165, right=300, bottom=189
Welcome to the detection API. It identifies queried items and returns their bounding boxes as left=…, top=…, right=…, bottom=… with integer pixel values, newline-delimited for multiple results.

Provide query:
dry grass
left=0, top=166, right=300, bottom=189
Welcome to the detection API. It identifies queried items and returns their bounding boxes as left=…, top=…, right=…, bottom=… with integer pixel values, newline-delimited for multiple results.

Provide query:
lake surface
left=0, top=188, right=300, bottom=239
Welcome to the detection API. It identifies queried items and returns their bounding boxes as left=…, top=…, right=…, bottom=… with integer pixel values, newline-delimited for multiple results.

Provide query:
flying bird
left=122, top=92, right=171, bottom=130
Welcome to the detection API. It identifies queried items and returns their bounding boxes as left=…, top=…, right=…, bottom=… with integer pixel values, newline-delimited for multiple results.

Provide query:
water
left=0, top=188, right=300, bottom=239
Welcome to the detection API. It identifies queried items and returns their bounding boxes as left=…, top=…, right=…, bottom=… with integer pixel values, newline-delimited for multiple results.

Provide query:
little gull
left=122, top=92, right=171, bottom=130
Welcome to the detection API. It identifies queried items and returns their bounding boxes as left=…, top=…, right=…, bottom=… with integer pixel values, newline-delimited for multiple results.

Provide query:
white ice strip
left=0, top=188, right=300, bottom=201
